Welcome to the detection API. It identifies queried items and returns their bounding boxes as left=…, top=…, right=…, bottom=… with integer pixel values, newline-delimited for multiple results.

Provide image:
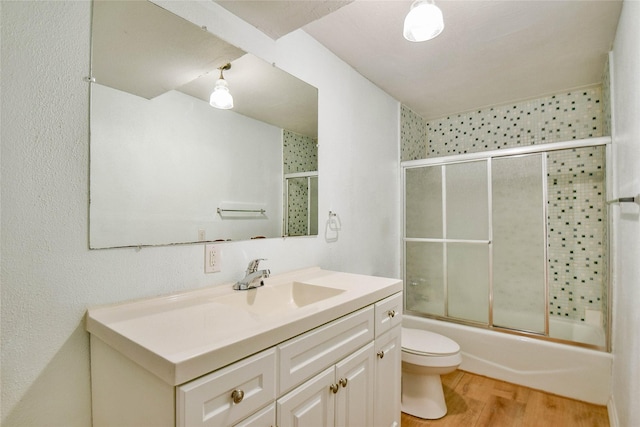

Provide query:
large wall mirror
left=89, top=0, right=319, bottom=249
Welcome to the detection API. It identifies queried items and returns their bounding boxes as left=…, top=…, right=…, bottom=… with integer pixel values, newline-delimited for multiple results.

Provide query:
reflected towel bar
left=217, top=208, right=266, bottom=214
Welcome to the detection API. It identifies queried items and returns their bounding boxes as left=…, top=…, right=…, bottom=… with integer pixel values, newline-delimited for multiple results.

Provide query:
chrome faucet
left=234, top=259, right=270, bottom=290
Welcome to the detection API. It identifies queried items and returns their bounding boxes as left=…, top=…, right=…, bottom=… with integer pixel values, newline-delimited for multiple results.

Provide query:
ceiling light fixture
left=403, top=0, right=444, bottom=42
left=209, top=63, right=234, bottom=110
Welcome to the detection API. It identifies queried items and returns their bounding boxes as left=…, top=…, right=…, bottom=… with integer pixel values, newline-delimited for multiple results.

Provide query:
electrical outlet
left=204, top=244, right=221, bottom=273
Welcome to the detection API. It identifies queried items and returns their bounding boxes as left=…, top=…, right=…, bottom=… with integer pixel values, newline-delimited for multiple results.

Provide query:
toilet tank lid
left=402, top=327, right=460, bottom=355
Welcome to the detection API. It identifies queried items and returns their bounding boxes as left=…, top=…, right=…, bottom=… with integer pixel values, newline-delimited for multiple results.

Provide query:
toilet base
left=401, top=371, right=447, bottom=420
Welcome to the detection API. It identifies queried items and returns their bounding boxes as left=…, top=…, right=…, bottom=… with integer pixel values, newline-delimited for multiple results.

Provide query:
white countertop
left=85, top=267, right=402, bottom=385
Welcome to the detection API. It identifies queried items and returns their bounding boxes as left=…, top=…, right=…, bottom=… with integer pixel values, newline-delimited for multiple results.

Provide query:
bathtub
left=491, top=308, right=606, bottom=347
left=549, top=316, right=606, bottom=347
left=403, top=314, right=612, bottom=404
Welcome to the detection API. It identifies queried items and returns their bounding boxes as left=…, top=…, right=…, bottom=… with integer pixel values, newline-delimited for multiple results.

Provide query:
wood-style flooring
left=401, top=370, right=609, bottom=427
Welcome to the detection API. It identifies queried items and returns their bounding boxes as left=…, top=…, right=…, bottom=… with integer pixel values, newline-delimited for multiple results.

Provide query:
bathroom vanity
left=86, top=267, right=403, bottom=426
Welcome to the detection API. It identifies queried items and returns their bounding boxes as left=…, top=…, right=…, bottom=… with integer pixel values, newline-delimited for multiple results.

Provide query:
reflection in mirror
left=285, top=174, right=319, bottom=236
left=89, top=0, right=318, bottom=248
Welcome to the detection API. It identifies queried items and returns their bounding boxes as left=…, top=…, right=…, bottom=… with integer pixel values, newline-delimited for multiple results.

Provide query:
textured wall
left=610, top=2, right=640, bottom=426
left=0, top=1, right=400, bottom=425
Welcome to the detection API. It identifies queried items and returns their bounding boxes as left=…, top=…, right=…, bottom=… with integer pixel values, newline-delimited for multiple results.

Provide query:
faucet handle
left=246, top=258, right=267, bottom=273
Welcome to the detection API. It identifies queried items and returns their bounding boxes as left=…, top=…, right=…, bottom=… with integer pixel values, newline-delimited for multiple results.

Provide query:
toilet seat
left=402, top=328, right=460, bottom=357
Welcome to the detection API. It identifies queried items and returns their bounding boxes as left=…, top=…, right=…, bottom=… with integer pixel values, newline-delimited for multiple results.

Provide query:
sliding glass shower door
left=403, top=143, right=608, bottom=348
left=405, top=160, right=491, bottom=325
left=492, top=155, right=546, bottom=333
left=446, top=161, right=490, bottom=324
left=404, top=156, right=546, bottom=332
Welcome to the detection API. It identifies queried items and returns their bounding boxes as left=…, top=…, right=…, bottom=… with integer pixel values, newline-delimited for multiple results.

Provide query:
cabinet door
left=277, top=367, right=336, bottom=427
left=335, top=342, right=375, bottom=427
left=374, top=326, right=401, bottom=427
left=233, top=403, right=275, bottom=427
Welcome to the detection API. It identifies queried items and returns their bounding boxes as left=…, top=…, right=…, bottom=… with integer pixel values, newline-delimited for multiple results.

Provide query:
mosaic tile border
left=427, top=86, right=603, bottom=156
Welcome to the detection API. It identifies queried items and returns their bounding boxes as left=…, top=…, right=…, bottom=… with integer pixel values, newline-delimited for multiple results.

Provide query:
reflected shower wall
left=283, top=130, right=318, bottom=237
left=284, top=174, right=318, bottom=236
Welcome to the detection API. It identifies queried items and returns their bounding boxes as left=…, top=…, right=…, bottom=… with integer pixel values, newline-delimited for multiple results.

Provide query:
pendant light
left=210, top=63, right=234, bottom=109
left=403, top=0, right=444, bottom=42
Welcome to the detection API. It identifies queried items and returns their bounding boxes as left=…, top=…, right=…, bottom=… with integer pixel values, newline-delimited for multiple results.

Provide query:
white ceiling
left=215, top=0, right=354, bottom=39
left=220, top=0, right=623, bottom=121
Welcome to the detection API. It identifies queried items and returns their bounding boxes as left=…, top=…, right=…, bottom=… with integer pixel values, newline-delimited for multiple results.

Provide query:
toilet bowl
left=401, top=327, right=462, bottom=420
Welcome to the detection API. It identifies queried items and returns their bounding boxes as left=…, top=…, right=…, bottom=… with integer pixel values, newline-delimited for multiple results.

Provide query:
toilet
left=401, top=327, right=462, bottom=420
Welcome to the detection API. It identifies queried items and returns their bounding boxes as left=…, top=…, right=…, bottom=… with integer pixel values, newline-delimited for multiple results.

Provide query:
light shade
left=403, top=0, right=444, bottom=42
left=209, top=78, right=234, bottom=109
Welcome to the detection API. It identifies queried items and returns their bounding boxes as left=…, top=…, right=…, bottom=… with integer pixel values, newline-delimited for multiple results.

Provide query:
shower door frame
left=401, top=136, right=611, bottom=351
left=283, top=171, right=318, bottom=237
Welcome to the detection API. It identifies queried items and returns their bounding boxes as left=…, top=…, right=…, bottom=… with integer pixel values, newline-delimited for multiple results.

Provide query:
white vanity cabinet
left=86, top=268, right=403, bottom=427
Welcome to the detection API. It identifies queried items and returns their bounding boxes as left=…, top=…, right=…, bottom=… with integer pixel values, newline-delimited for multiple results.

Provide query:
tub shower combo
left=402, top=137, right=615, bottom=404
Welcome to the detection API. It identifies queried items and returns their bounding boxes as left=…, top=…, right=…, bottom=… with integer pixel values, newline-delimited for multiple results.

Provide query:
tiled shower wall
left=427, top=86, right=603, bottom=157
left=402, top=84, right=609, bottom=325
left=283, top=130, right=318, bottom=236
left=401, top=106, right=427, bottom=161
left=547, top=146, right=606, bottom=321
left=283, top=130, right=318, bottom=174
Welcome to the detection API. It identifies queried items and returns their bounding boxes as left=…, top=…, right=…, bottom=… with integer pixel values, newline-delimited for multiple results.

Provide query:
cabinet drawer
left=177, top=348, right=276, bottom=427
left=374, top=292, right=402, bottom=337
left=278, top=306, right=374, bottom=394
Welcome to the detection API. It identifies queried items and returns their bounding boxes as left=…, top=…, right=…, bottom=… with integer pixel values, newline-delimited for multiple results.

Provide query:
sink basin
left=214, top=281, right=345, bottom=315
